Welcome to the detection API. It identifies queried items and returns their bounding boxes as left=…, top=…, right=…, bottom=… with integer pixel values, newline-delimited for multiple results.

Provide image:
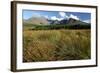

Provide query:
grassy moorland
left=23, top=28, right=91, bottom=62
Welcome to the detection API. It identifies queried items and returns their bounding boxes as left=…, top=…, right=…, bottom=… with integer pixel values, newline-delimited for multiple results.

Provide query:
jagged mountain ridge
left=23, top=16, right=90, bottom=25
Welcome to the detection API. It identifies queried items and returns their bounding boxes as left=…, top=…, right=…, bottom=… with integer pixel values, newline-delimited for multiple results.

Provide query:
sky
left=23, top=10, right=91, bottom=23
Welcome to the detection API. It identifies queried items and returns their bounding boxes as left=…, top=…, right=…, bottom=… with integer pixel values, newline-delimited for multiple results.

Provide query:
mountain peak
left=24, top=16, right=49, bottom=25
left=68, top=18, right=77, bottom=23
left=67, top=18, right=89, bottom=25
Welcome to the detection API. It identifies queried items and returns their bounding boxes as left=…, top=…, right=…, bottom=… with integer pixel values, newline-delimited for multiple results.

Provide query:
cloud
left=65, top=15, right=69, bottom=19
left=44, top=15, right=49, bottom=19
left=83, top=19, right=91, bottom=23
left=51, top=16, right=63, bottom=21
left=51, top=16, right=57, bottom=20
left=69, top=14, right=79, bottom=20
left=59, top=12, right=80, bottom=20
left=58, top=18, right=64, bottom=21
left=59, top=12, right=69, bottom=20
left=59, top=12, right=66, bottom=17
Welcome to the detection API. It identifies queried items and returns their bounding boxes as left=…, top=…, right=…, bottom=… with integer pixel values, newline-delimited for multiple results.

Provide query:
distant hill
left=24, top=16, right=49, bottom=25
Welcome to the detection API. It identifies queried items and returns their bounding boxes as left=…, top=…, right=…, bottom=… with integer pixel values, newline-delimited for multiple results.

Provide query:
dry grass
left=23, top=29, right=91, bottom=62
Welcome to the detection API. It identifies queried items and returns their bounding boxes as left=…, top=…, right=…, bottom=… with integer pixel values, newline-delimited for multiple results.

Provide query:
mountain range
left=23, top=16, right=90, bottom=25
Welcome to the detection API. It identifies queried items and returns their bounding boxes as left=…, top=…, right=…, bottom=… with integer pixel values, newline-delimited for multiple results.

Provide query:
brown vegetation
left=23, top=29, right=91, bottom=62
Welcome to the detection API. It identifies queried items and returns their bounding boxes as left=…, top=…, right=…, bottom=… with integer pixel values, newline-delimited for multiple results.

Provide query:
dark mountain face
left=47, top=19, right=68, bottom=25
left=67, top=18, right=90, bottom=25
left=67, top=18, right=78, bottom=24
left=47, top=19, right=60, bottom=24
left=60, top=19, right=68, bottom=24
left=52, top=20, right=59, bottom=24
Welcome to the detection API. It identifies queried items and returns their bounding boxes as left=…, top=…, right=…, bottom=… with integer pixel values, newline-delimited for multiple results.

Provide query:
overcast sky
left=23, top=10, right=91, bottom=23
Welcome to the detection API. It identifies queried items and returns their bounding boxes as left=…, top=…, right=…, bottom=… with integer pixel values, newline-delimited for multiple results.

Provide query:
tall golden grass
left=23, top=29, right=91, bottom=62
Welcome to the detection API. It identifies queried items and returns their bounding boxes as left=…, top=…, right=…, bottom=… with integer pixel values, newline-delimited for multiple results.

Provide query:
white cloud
left=65, top=15, right=69, bottom=19
left=59, top=12, right=69, bottom=19
left=69, top=14, right=79, bottom=20
left=51, top=16, right=57, bottom=20
left=83, top=19, right=91, bottom=23
left=44, top=15, right=49, bottom=19
left=59, top=12, right=66, bottom=17
left=51, top=16, right=63, bottom=21
left=59, top=12, right=80, bottom=20
left=58, top=18, right=64, bottom=21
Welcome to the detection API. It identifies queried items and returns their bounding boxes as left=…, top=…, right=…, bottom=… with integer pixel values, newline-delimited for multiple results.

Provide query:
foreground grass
left=23, top=29, right=91, bottom=62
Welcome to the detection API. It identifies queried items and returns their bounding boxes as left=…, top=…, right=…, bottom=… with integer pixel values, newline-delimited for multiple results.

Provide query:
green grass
left=23, top=23, right=91, bottom=30
left=23, top=29, right=91, bottom=62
